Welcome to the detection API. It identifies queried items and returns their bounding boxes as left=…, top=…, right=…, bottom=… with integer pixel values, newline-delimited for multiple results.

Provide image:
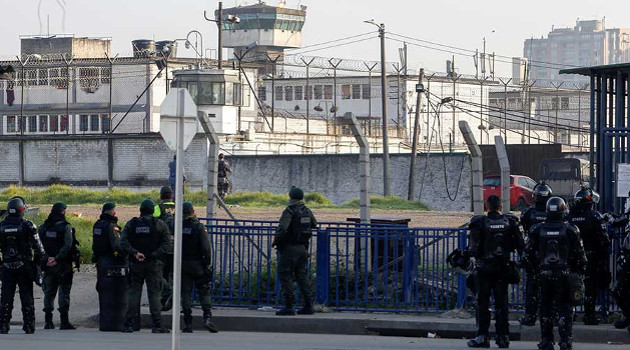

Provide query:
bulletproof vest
left=127, top=217, right=160, bottom=257
left=92, top=219, right=113, bottom=257
left=568, top=211, right=598, bottom=252
left=182, top=219, right=203, bottom=261
left=0, top=218, right=29, bottom=263
left=39, top=221, right=68, bottom=261
left=218, top=161, right=228, bottom=178
left=288, top=206, right=313, bottom=244
left=539, top=223, right=569, bottom=269
left=529, top=209, right=547, bottom=228
left=482, top=216, right=511, bottom=259
left=158, top=202, right=175, bottom=234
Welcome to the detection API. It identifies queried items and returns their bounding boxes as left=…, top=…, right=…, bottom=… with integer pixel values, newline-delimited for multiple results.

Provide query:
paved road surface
left=0, top=328, right=606, bottom=350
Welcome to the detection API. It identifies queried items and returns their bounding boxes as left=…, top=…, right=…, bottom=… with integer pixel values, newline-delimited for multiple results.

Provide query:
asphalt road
left=0, top=328, right=608, bottom=350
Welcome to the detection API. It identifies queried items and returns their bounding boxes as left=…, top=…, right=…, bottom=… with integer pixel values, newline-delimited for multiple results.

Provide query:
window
left=100, top=67, right=111, bottom=84
left=225, top=83, right=234, bottom=106
left=79, top=67, right=101, bottom=89
left=26, top=69, right=37, bottom=86
left=361, top=84, right=370, bottom=99
left=233, top=83, right=242, bottom=106
left=518, top=177, right=529, bottom=188
left=552, top=97, right=559, bottom=110
left=483, top=177, right=500, bottom=186
left=341, top=85, right=351, bottom=99
left=187, top=82, right=198, bottom=103
left=39, top=115, right=48, bottom=132
left=198, top=82, right=225, bottom=105
left=275, top=86, right=283, bottom=101
left=352, top=85, right=361, bottom=99
left=561, top=97, right=570, bottom=110
left=90, top=115, right=99, bottom=131
left=50, top=115, right=59, bottom=132
left=305, top=86, right=313, bottom=100
left=7, top=116, right=16, bottom=133
left=285, top=86, right=293, bottom=101
left=28, top=116, right=37, bottom=132
left=37, top=69, right=49, bottom=86
left=80, top=115, right=89, bottom=132
left=60, top=115, right=68, bottom=132
left=323, top=85, right=333, bottom=100
left=258, top=86, right=267, bottom=102
left=101, top=114, right=110, bottom=133
left=314, top=85, right=323, bottom=99
left=295, top=86, right=303, bottom=100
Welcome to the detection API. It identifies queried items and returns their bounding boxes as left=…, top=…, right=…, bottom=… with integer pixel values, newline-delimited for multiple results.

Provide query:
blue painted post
left=456, top=229, right=468, bottom=309
left=402, top=229, right=414, bottom=303
left=315, top=228, right=330, bottom=305
left=589, top=75, right=595, bottom=187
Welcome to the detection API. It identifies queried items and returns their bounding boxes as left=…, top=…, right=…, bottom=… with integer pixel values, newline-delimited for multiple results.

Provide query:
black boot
left=121, top=320, right=134, bottom=333
left=276, top=306, right=296, bottom=316
left=537, top=339, right=555, bottom=350
left=203, top=311, right=219, bottom=333
left=44, top=312, right=55, bottom=329
left=519, top=314, right=537, bottom=326
left=0, top=306, right=11, bottom=334
left=614, top=316, right=629, bottom=329
left=297, top=300, right=314, bottom=315
left=467, top=335, right=490, bottom=348
left=558, top=340, right=572, bottom=350
left=582, top=314, right=600, bottom=325
left=151, top=319, right=170, bottom=334
left=182, top=313, right=193, bottom=333
left=22, top=307, right=35, bottom=334
left=495, top=335, right=510, bottom=348
left=59, top=312, right=76, bottom=330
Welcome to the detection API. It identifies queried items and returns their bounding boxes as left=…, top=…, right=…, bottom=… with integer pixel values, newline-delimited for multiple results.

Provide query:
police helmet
left=447, top=249, right=474, bottom=275
left=546, top=196, right=568, bottom=220
left=7, top=197, right=26, bottom=217
left=533, top=183, right=553, bottom=206
left=573, top=184, right=599, bottom=211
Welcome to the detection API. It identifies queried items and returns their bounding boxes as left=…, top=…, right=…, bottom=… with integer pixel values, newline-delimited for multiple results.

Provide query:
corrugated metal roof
left=560, top=62, right=630, bottom=76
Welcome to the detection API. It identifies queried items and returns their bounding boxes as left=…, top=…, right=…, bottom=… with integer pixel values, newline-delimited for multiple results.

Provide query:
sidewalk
left=140, top=307, right=630, bottom=344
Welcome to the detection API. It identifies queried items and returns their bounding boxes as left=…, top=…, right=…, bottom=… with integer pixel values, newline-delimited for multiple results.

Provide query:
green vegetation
left=31, top=212, right=97, bottom=264
left=342, top=196, right=430, bottom=210
left=1, top=186, right=429, bottom=210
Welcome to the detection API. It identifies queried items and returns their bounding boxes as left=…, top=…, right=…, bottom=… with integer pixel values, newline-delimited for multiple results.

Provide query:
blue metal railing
left=199, top=218, right=626, bottom=314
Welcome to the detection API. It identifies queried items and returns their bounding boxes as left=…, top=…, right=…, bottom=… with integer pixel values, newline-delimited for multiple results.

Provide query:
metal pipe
left=408, top=68, right=423, bottom=200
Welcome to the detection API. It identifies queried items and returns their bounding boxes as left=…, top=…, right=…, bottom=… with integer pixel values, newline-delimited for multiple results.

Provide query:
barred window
left=258, top=86, right=267, bottom=101
left=275, top=86, right=283, bottom=101
left=314, top=85, right=323, bottom=99
left=295, top=86, right=303, bottom=100
left=361, top=84, right=370, bottom=99
left=352, top=84, right=361, bottom=99
left=341, top=85, right=351, bottom=99
left=80, top=115, right=89, bottom=132
left=7, top=116, right=17, bottom=133
left=285, top=86, right=293, bottom=101
left=39, top=115, right=48, bottom=132
left=324, top=85, right=333, bottom=100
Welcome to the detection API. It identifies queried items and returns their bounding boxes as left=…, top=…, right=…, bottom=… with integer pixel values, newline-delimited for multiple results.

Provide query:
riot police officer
left=92, top=202, right=128, bottom=331
left=180, top=202, right=218, bottom=333
left=467, top=195, right=525, bottom=348
left=153, top=186, right=175, bottom=312
left=0, top=197, right=49, bottom=334
left=519, top=183, right=553, bottom=326
left=567, top=185, right=609, bottom=325
left=39, top=202, right=77, bottom=330
left=528, top=197, right=587, bottom=350
left=120, top=199, right=172, bottom=333
left=272, top=186, right=317, bottom=316
left=608, top=204, right=630, bottom=330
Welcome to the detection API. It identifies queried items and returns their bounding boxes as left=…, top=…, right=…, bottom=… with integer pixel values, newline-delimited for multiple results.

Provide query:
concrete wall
left=228, top=153, right=471, bottom=212
left=0, top=134, right=471, bottom=211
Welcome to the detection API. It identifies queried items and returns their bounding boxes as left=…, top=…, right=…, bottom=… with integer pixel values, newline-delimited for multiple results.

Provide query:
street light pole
left=366, top=20, right=391, bottom=196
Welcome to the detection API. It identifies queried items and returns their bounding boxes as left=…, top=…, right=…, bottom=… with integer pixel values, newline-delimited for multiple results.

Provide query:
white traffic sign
left=159, top=88, right=199, bottom=151
left=617, top=163, right=630, bottom=198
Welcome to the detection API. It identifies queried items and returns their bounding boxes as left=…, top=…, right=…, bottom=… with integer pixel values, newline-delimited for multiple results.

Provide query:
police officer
left=218, top=153, right=232, bottom=199
left=612, top=223, right=630, bottom=330
left=153, top=186, right=175, bottom=311
left=39, top=202, right=77, bottom=330
left=0, top=197, right=49, bottom=334
left=467, top=195, right=524, bottom=349
left=180, top=202, right=218, bottom=333
left=272, top=186, right=317, bottom=316
left=92, top=202, right=123, bottom=266
left=120, top=198, right=172, bottom=333
left=528, top=197, right=587, bottom=350
left=519, top=183, right=553, bottom=326
left=567, top=185, right=609, bottom=325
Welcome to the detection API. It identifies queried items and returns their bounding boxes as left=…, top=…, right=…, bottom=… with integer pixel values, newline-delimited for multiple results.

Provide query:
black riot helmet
left=573, top=183, right=599, bottom=212
left=533, top=183, right=553, bottom=208
left=447, top=249, right=474, bottom=275
left=7, top=197, right=26, bottom=217
left=546, top=196, right=568, bottom=221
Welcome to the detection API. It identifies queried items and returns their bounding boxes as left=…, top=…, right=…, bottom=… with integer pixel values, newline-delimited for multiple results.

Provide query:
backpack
left=288, top=206, right=314, bottom=244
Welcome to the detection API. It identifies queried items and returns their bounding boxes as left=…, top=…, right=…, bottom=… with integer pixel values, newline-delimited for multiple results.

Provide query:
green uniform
left=154, top=200, right=175, bottom=308
left=180, top=214, right=213, bottom=317
left=39, top=219, right=74, bottom=315
left=120, top=215, right=172, bottom=324
left=274, top=199, right=317, bottom=308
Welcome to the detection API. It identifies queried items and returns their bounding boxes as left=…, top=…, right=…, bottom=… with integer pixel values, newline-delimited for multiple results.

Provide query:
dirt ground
left=67, top=205, right=472, bottom=228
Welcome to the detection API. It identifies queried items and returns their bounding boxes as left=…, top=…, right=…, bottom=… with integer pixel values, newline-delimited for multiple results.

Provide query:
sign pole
left=171, top=90, right=185, bottom=350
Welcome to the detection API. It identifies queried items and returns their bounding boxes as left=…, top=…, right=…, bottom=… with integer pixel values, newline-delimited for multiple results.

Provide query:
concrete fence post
left=459, top=121, right=484, bottom=215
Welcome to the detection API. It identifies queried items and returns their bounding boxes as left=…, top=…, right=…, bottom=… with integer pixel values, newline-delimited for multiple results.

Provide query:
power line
left=285, top=32, right=374, bottom=52
left=285, top=36, right=378, bottom=57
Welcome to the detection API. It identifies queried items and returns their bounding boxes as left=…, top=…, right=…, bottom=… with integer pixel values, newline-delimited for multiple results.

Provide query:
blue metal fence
left=199, top=218, right=626, bottom=314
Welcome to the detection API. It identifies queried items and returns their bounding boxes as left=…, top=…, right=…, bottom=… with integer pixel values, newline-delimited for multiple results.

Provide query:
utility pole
left=408, top=68, right=424, bottom=200
left=217, top=2, right=223, bottom=69
left=365, top=20, right=391, bottom=196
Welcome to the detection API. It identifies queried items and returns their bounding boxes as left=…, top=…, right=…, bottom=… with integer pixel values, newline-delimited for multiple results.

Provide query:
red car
left=483, top=175, right=537, bottom=211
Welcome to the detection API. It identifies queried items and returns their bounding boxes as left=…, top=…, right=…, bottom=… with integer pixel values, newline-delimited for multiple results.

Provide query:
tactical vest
left=568, top=212, right=598, bottom=252
left=39, top=221, right=69, bottom=261
left=218, top=161, right=228, bottom=178
left=529, top=209, right=547, bottom=227
left=93, top=219, right=113, bottom=257
left=539, top=224, right=569, bottom=269
left=288, top=206, right=313, bottom=244
left=127, top=217, right=160, bottom=257
left=0, top=218, right=29, bottom=263
left=158, top=202, right=175, bottom=234
left=182, top=219, right=203, bottom=261
left=482, top=216, right=511, bottom=259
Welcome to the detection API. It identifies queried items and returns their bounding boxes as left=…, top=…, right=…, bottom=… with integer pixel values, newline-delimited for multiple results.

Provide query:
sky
left=1, top=0, right=629, bottom=77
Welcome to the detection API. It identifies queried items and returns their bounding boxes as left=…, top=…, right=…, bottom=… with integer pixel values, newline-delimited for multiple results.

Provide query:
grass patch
left=0, top=185, right=160, bottom=206
left=342, top=196, right=430, bottom=210
left=223, top=191, right=333, bottom=208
